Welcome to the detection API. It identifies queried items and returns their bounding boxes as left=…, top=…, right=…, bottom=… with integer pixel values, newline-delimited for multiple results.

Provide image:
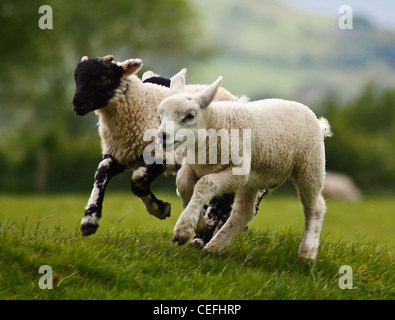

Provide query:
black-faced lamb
left=157, top=73, right=332, bottom=260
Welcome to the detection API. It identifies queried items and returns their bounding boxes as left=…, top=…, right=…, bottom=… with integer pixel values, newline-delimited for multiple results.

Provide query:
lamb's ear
left=117, top=58, right=143, bottom=76
left=99, top=55, right=114, bottom=63
left=196, top=76, right=222, bottom=109
left=142, top=71, right=158, bottom=82
left=170, top=73, right=186, bottom=95
left=172, top=68, right=187, bottom=79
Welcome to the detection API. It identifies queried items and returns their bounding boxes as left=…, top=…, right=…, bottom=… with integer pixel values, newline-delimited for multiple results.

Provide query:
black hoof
left=172, top=236, right=179, bottom=243
left=157, top=201, right=171, bottom=220
left=164, top=202, right=171, bottom=218
left=81, top=223, right=99, bottom=236
left=188, top=238, right=205, bottom=249
left=172, top=236, right=188, bottom=246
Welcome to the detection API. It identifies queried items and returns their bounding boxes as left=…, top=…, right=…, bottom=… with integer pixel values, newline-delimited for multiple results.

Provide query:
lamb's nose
left=72, top=97, right=80, bottom=108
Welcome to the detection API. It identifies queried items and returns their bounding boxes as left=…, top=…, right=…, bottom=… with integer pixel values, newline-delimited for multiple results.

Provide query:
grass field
left=0, top=192, right=393, bottom=300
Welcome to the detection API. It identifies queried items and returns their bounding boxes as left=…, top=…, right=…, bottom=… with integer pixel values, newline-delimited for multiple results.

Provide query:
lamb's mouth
left=162, top=140, right=181, bottom=151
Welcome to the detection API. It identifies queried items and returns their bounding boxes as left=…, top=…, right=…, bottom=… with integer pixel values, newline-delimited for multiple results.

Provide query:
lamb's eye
left=95, top=76, right=109, bottom=86
left=182, top=113, right=195, bottom=123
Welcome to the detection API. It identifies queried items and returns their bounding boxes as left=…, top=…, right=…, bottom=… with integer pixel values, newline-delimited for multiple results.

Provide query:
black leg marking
left=131, top=163, right=171, bottom=219
left=254, top=189, right=268, bottom=214
left=196, top=193, right=235, bottom=244
left=81, top=155, right=125, bottom=236
left=196, top=190, right=268, bottom=244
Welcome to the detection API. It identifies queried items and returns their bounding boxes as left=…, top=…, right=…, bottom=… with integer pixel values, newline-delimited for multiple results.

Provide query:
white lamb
left=157, top=73, right=332, bottom=260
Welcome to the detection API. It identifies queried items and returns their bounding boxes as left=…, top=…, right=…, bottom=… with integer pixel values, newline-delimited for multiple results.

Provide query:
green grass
left=0, top=192, right=394, bottom=299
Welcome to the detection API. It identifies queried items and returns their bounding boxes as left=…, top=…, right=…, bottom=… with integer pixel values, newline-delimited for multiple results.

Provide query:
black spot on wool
left=143, top=76, right=171, bottom=87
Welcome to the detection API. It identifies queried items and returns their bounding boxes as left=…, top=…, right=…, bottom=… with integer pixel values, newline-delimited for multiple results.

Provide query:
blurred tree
left=0, top=0, right=206, bottom=193
left=322, top=84, right=395, bottom=194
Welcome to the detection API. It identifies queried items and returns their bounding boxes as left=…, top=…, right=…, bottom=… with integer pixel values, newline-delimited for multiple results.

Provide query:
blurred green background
left=1, top=0, right=394, bottom=196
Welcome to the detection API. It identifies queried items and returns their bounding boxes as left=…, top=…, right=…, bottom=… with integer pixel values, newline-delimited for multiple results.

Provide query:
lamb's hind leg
left=204, top=190, right=259, bottom=254
left=294, top=172, right=326, bottom=261
left=199, top=189, right=267, bottom=245
left=198, top=193, right=235, bottom=245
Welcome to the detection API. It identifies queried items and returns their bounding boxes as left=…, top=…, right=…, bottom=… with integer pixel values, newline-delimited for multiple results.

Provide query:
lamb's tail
left=237, top=95, right=250, bottom=103
left=318, top=117, right=333, bottom=138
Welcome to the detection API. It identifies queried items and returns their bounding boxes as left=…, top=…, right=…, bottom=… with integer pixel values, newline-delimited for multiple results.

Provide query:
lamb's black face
left=73, top=58, right=123, bottom=116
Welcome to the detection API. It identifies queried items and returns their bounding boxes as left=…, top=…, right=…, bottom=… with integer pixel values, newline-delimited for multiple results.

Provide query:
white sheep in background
left=158, top=73, right=332, bottom=260
left=72, top=55, right=244, bottom=236
left=323, top=172, right=362, bottom=202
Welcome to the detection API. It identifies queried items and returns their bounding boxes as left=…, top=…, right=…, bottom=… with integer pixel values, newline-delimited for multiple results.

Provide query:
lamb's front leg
left=173, top=170, right=248, bottom=245
left=81, top=155, right=125, bottom=236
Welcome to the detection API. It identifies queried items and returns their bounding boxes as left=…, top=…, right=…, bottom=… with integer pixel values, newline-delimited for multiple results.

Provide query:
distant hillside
left=282, top=0, right=395, bottom=30
left=188, top=0, right=395, bottom=107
